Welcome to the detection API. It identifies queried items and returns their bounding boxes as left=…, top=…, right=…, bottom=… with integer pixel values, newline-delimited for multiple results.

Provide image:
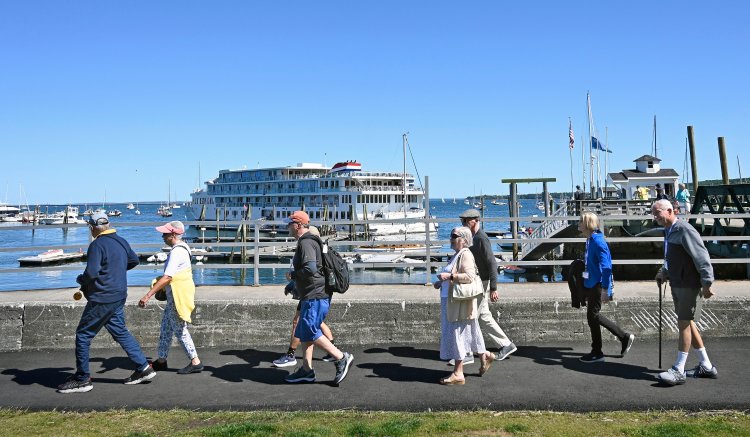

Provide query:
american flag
left=568, top=120, right=574, bottom=150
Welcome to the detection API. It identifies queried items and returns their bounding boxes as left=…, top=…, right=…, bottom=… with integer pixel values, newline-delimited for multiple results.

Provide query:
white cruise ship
left=187, top=160, right=437, bottom=236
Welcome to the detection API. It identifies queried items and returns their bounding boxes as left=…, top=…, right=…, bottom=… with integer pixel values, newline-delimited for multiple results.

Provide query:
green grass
left=0, top=409, right=748, bottom=437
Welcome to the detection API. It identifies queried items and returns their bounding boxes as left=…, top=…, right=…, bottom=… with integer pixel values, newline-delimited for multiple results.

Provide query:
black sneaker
left=579, top=352, right=605, bottom=363
left=285, top=366, right=316, bottom=383
left=57, top=376, right=93, bottom=394
left=177, top=363, right=204, bottom=375
left=620, top=334, right=635, bottom=357
left=151, top=360, right=168, bottom=372
left=124, top=365, right=157, bottom=385
left=333, top=352, right=354, bottom=385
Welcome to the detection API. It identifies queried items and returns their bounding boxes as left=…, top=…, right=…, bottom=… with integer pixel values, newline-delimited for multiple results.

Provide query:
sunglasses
left=450, top=233, right=460, bottom=239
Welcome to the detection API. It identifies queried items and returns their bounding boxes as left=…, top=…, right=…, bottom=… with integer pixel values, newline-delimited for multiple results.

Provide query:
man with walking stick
left=651, top=199, right=718, bottom=386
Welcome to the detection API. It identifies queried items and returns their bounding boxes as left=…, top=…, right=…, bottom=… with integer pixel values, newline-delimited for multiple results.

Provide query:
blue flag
left=591, top=137, right=612, bottom=153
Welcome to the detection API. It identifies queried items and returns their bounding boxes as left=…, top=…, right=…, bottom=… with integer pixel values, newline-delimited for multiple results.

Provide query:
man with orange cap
left=283, top=210, right=353, bottom=386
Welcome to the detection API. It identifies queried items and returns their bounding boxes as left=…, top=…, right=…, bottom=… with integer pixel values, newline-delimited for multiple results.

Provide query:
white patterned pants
left=158, top=290, right=197, bottom=360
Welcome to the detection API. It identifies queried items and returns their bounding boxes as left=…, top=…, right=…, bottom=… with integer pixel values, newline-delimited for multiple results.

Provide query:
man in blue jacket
left=652, top=199, right=717, bottom=386
left=57, top=212, right=155, bottom=393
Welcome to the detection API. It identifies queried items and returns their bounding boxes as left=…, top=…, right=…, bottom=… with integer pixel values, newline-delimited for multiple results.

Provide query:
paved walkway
left=1, top=338, right=747, bottom=411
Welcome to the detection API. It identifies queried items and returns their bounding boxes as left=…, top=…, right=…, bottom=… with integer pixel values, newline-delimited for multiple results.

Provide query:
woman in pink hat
left=138, top=221, right=203, bottom=374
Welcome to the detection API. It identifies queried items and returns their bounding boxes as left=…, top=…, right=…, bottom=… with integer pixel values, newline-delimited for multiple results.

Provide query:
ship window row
left=357, top=194, right=420, bottom=203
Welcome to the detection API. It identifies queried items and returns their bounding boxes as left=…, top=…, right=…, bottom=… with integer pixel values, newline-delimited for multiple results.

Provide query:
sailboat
left=157, top=181, right=173, bottom=217
left=134, top=202, right=141, bottom=215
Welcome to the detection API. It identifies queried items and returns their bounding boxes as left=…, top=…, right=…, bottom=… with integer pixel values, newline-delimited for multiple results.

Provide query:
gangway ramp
left=521, top=203, right=577, bottom=261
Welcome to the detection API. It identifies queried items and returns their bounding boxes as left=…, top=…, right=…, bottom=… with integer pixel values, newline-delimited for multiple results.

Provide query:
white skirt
left=439, top=297, right=486, bottom=361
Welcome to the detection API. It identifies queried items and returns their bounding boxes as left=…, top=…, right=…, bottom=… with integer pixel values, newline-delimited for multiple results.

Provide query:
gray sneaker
left=285, top=366, right=316, bottom=383
left=272, top=353, right=298, bottom=368
left=448, top=353, right=475, bottom=366
left=658, top=367, right=686, bottom=386
left=685, top=364, right=718, bottom=379
left=496, top=343, right=518, bottom=361
left=333, top=352, right=354, bottom=385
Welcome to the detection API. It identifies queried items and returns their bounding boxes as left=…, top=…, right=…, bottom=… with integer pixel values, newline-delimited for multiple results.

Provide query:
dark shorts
left=294, top=298, right=330, bottom=342
left=671, top=286, right=703, bottom=321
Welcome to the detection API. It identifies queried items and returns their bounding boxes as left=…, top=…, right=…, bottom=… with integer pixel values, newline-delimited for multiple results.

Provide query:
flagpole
left=581, top=134, right=586, bottom=194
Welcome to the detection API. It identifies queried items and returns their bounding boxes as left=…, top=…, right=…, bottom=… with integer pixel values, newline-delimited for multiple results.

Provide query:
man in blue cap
left=57, top=212, right=155, bottom=393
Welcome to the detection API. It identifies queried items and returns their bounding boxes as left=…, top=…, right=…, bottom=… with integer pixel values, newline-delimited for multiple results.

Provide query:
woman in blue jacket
left=578, top=212, right=635, bottom=363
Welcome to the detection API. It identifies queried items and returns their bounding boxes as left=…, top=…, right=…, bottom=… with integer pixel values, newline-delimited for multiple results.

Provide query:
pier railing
left=1, top=212, right=749, bottom=289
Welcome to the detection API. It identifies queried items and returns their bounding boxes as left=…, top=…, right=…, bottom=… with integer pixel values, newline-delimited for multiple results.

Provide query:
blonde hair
left=580, top=211, right=600, bottom=233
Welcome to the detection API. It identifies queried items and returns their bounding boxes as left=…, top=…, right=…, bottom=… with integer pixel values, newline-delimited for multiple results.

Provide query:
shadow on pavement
left=358, top=362, right=447, bottom=384
left=363, top=346, right=440, bottom=361
left=2, top=367, right=74, bottom=389
left=209, top=348, right=288, bottom=385
left=90, top=356, right=140, bottom=374
left=516, top=345, right=659, bottom=382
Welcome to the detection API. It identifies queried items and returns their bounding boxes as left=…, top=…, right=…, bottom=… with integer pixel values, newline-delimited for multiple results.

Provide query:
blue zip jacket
left=584, top=230, right=613, bottom=296
left=81, top=230, right=139, bottom=303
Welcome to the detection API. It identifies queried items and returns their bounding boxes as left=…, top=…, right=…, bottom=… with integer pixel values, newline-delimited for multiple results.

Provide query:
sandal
left=440, top=373, right=465, bottom=385
left=479, top=353, right=495, bottom=376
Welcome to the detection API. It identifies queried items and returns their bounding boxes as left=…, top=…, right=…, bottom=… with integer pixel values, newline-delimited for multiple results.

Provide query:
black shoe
left=620, top=334, right=635, bottom=357
left=151, top=360, right=168, bottom=371
left=124, top=365, right=157, bottom=385
left=57, top=376, right=93, bottom=394
left=579, top=352, right=605, bottom=363
left=333, top=352, right=354, bottom=385
left=177, top=363, right=204, bottom=374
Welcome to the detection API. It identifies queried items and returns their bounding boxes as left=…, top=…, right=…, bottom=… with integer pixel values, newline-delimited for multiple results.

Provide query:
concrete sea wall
left=1, top=283, right=748, bottom=352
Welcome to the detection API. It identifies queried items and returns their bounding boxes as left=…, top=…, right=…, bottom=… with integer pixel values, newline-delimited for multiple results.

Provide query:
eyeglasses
left=450, top=234, right=460, bottom=239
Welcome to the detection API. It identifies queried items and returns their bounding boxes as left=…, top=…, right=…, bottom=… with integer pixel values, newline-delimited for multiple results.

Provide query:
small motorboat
left=18, top=249, right=84, bottom=266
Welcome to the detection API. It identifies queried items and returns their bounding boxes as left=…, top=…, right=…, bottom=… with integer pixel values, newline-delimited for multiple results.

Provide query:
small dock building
left=608, top=155, right=679, bottom=199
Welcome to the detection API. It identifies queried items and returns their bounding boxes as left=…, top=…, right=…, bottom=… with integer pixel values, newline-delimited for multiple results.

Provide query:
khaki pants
left=476, top=280, right=512, bottom=349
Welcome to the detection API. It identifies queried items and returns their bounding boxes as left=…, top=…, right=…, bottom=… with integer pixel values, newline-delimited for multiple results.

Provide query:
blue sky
left=1, top=1, right=748, bottom=204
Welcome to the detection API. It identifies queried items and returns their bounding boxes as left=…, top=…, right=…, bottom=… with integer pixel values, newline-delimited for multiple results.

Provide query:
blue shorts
left=295, top=298, right=330, bottom=342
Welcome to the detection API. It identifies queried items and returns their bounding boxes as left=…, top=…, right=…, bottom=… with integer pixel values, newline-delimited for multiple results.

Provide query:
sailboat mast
left=587, top=93, right=594, bottom=197
left=402, top=133, right=407, bottom=218
left=653, top=115, right=658, bottom=158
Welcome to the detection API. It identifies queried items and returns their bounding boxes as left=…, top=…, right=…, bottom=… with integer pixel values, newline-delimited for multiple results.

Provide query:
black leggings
left=585, top=284, right=626, bottom=354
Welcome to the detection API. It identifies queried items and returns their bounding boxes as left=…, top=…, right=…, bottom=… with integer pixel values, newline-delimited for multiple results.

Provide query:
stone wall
left=2, top=298, right=748, bottom=351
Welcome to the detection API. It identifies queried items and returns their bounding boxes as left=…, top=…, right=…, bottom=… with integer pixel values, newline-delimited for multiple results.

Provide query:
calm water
left=0, top=199, right=559, bottom=291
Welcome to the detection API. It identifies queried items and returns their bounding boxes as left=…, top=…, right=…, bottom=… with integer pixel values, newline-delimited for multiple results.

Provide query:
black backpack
left=312, top=236, right=350, bottom=294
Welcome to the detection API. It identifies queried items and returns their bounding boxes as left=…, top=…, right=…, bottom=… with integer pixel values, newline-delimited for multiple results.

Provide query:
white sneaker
left=448, top=353, right=475, bottom=366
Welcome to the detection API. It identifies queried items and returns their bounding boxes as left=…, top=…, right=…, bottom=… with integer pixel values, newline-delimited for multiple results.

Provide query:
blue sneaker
left=272, top=353, right=297, bottom=368
left=685, top=364, right=718, bottom=379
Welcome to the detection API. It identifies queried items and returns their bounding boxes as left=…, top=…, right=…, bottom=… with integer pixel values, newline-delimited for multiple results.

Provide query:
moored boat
left=18, top=249, right=84, bottom=266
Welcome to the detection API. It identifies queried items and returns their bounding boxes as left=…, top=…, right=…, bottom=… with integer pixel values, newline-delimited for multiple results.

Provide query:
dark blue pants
left=74, top=299, right=148, bottom=380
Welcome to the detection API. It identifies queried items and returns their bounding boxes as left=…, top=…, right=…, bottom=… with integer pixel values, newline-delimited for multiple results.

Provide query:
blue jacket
left=584, top=231, right=613, bottom=296
left=81, top=230, right=139, bottom=303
